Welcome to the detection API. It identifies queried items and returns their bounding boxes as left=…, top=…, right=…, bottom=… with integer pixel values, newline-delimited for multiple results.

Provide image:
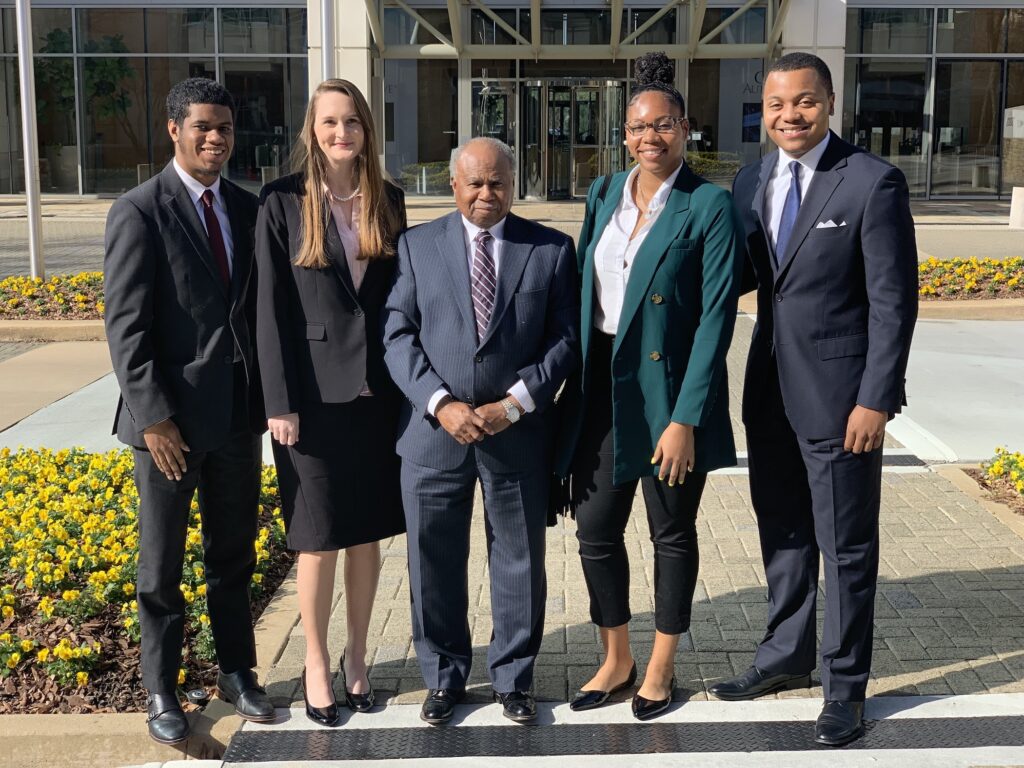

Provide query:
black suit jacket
left=255, top=173, right=407, bottom=417
left=104, top=161, right=264, bottom=452
left=733, top=132, right=919, bottom=440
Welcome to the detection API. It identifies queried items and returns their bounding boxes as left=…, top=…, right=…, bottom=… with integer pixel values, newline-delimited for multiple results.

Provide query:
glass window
left=931, top=60, right=1002, bottom=197
left=0, top=57, right=22, bottom=193
left=383, top=59, right=457, bottom=194
left=936, top=9, right=1007, bottom=54
left=472, top=80, right=515, bottom=147
left=145, top=10, right=214, bottom=55
left=842, top=58, right=929, bottom=198
left=220, top=9, right=307, bottom=54
left=1009, top=9, right=1024, bottom=55
left=541, top=11, right=611, bottom=45
left=846, top=8, right=932, bottom=55
left=1001, top=62, right=1023, bottom=196
left=470, top=9, right=517, bottom=46
left=34, top=56, right=78, bottom=192
left=699, top=7, right=765, bottom=45
left=78, top=9, right=146, bottom=55
left=147, top=59, right=217, bottom=173
left=523, top=59, right=625, bottom=78
left=1, top=10, right=13, bottom=55
left=687, top=58, right=763, bottom=180
left=472, top=59, right=516, bottom=79
left=80, top=56, right=148, bottom=192
left=33, top=9, right=74, bottom=54
left=625, top=9, right=677, bottom=45
left=382, top=8, right=451, bottom=46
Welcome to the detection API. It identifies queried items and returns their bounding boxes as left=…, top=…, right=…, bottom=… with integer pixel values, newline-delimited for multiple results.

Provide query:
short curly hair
left=166, top=78, right=235, bottom=126
left=629, top=51, right=686, bottom=115
left=766, top=52, right=834, bottom=96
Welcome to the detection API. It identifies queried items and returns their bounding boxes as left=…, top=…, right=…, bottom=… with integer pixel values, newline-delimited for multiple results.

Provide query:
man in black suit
left=104, top=78, right=274, bottom=744
left=710, top=54, right=918, bottom=747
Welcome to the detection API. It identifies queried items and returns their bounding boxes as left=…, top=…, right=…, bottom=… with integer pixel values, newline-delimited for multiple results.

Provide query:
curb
left=934, top=464, right=1024, bottom=542
left=0, top=320, right=105, bottom=342
left=0, top=562, right=300, bottom=768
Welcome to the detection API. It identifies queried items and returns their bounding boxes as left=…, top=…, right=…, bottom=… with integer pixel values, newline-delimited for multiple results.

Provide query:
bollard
left=1011, top=187, right=1024, bottom=229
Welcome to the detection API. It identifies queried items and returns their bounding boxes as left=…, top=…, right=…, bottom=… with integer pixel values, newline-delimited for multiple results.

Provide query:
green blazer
left=555, top=163, right=744, bottom=485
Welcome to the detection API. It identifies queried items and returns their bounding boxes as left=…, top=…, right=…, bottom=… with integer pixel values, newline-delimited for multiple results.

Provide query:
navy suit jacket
left=383, top=210, right=579, bottom=472
left=733, top=132, right=919, bottom=440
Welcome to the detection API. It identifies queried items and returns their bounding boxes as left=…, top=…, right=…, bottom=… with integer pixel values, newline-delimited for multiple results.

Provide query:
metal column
left=15, top=0, right=44, bottom=279
left=321, top=0, right=335, bottom=81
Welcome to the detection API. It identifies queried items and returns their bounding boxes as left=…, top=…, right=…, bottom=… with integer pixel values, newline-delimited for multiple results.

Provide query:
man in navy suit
left=384, top=137, right=578, bottom=724
left=710, top=53, right=918, bottom=746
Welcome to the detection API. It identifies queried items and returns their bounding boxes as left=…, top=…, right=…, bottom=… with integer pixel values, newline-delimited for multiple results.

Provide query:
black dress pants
left=571, top=332, right=708, bottom=635
left=133, top=374, right=261, bottom=693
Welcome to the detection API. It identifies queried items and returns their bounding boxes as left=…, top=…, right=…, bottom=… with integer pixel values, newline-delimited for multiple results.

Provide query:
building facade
left=0, top=0, right=1021, bottom=199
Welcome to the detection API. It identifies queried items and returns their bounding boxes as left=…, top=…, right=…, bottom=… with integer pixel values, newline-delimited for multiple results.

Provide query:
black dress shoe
left=216, top=668, right=276, bottom=723
left=570, top=662, right=638, bottom=712
left=815, top=700, right=865, bottom=747
left=493, top=690, right=537, bottom=723
left=631, top=676, right=675, bottom=721
left=146, top=692, right=189, bottom=745
left=707, top=666, right=812, bottom=701
left=339, top=652, right=376, bottom=712
left=420, top=688, right=465, bottom=725
left=301, top=668, right=341, bottom=727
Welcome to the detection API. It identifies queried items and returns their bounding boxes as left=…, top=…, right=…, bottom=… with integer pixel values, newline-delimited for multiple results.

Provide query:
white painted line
left=888, top=414, right=959, bottom=463
left=227, top=746, right=1024, bottom=768
left=242, top=693, right=1024, bottom=732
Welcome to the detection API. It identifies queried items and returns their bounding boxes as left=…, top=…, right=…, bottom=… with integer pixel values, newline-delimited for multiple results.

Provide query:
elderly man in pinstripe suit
left=384, top=137, right=579, bottom=725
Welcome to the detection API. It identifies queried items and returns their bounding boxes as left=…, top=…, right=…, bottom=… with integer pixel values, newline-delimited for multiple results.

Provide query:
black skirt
left=272, top=395, right=405, bottom=551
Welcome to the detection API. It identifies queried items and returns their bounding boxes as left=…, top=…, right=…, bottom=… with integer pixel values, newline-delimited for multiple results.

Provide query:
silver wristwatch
left=500, top=397, right=521, bottom=424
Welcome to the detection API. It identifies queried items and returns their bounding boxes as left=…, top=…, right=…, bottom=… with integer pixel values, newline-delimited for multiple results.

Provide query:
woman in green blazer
left=556, top=52, right=744, bottom=720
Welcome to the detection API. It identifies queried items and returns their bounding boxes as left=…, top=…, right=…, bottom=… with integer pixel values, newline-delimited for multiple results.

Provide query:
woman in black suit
left=255, top=79, right=406, bottom=726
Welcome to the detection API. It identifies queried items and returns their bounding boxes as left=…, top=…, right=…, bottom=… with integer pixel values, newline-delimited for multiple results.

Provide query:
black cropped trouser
left=571, top=332, right=707, bottom=635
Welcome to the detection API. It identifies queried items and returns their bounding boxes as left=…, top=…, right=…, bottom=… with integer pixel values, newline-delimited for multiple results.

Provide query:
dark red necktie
left=201, top=189, right=231, bottom=290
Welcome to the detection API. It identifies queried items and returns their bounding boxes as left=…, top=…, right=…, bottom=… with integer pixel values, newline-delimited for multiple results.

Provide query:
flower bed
left=0, top=447, right=292, bottom=714
left=0, top=273, right=104, bottom=319
left=968, top=447, right=1024, bottom=518
left=919, top=257, right=1024, bottom=299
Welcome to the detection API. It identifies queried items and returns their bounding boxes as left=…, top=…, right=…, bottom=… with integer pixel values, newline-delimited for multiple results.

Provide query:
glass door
left=520, top=83, right=544, bottom=199
left=1001, top=61, right=1024, bottom=196
left=473, top=82, right=515, bottom=148
left=547, top=86, right=572, bottom=199
left=931, top=59, right=1002, bottom=196
left=572, top=87, right=600, bottom=197
left=602, top=81, right=626, bottom=178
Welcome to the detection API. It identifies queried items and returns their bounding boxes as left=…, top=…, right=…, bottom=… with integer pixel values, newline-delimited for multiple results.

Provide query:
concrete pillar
left=779, top=0, right=847, bottom=135
left=1010, top=187, right=1024, bottom=230
left=307, top=2, right=373, bottom=98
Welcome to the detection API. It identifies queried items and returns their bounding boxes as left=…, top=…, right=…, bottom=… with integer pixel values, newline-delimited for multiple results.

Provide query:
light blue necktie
left=774, top=161, right=802, bottom=265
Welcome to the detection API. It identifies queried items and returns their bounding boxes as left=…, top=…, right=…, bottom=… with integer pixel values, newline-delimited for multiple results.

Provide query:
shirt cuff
left=507, top=380, right=535, bottom=413
left=427, top=388, right=451, bottom=417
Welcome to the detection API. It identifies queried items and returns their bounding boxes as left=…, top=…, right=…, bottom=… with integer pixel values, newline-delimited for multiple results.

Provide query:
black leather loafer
left=707, top=666, right=811, bottom=701
left=301, top=668, right=340, bottom=727
left=217, top=669, right=276, bottom=723
left=420, top=688, right=466, bottom=725
left=146, top=692, right=189, bottom=745
left=569, top=662, right=638, bottom=712
left=340, top=652, right=376, bottom=712
left=631, top=677, right=674, bottom=721
left=815, top=700, right=865, bottom=747
left=493, top=690, right=537, bottom=723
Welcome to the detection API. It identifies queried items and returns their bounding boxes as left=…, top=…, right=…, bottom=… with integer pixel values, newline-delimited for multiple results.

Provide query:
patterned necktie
left=201, top=189, right=231, bottom=290
left=471, top=230, right=496, bottom=342
left=774, top=160, right=802, bottom=265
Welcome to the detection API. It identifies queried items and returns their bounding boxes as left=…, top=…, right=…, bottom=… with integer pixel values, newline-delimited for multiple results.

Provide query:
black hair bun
left=634, top=52, right=675, bottom=88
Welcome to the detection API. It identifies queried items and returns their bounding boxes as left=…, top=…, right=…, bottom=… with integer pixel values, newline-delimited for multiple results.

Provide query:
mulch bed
left=965, top=468, right=1024, bottom=517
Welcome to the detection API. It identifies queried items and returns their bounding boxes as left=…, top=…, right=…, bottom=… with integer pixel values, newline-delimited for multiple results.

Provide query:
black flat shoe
left=339, top=652, right=376, bottom=712
left=493, top=690, right=537, bottom=723
left=146, top=692, right=189, bottom=745
left=217, top=668, right=276, bottom=723
left=301, top=668, right=340, bottom=727
left=707, top=666, right=812, bottom=701
left=815, top=700, right=865, bottom=747
left=631, top=676, right=675, bottom=721
left=570, top=662, right=638, bottom=712
left=420, top=688, right=465, bottom=725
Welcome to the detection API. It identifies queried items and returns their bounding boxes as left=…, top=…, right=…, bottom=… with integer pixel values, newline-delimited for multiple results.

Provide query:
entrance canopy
left=366, top=0, right=789, bottom=61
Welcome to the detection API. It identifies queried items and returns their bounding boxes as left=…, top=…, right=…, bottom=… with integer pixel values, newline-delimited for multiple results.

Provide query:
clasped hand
left=436, top=398, right=518, bottom=445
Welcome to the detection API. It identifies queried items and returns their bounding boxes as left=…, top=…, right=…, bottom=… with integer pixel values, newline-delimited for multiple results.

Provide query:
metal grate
left=224, top=716, right=1024, bottom=762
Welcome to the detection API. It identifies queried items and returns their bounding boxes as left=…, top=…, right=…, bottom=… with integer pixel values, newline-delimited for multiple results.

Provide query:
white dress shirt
left=173, top=159, right=234, bottom=274
left=593, top=161, right=684, bottom=335
left=426, top=215, right=535, bottom=417
left=764, top=132, right=830, bottom=250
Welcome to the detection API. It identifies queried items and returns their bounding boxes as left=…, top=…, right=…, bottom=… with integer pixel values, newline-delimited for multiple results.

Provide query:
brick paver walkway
left=261, top=316, right=1024, bottom=708
left=0, top=341, right=45, bottom=363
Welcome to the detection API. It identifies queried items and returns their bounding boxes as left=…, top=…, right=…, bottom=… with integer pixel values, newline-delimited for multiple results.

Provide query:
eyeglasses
left=624, top=117, right=686, bottom=136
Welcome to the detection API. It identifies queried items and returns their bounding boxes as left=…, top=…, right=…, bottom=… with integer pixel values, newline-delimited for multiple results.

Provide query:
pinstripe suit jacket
left=383, top=210, right=579, bottom=472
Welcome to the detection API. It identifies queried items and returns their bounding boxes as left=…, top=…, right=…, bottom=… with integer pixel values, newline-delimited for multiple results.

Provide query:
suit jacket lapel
left=479, top=213, right=531, bottom=349
left=613, top=167, right=692, bottom=355
left=324, top=207, right=361, bottom=308
left=436, top=212, right=478, bottom=348
left=220, top=179, right=252, bottom=306
left=751, top=151, right=776, bottom=269
left=775, top=133, right=848, bottom=280
left=162, top=164, right=230, bottom=303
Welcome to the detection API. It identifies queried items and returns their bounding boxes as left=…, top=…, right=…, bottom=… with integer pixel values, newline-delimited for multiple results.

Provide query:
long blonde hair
left=292, top=79, right=401, bottom=268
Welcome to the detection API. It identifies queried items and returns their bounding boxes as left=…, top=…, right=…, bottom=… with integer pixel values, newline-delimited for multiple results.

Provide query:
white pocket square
left=815, top=219, right=847, bottom=229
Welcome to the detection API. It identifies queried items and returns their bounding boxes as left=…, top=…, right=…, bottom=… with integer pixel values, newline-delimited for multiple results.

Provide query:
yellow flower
left=36, top=648, right=50, bottom=663
left=177, top=668, right=187, bottom=685
left=19, top=640, right=34, bottom=653
left=0, top=606, right=12, bottom=620
left=199, top=614, right=210, bottom=626
left=76, top=671, right=89, bottom=687
left=6, top=653, right=20, bottom=668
